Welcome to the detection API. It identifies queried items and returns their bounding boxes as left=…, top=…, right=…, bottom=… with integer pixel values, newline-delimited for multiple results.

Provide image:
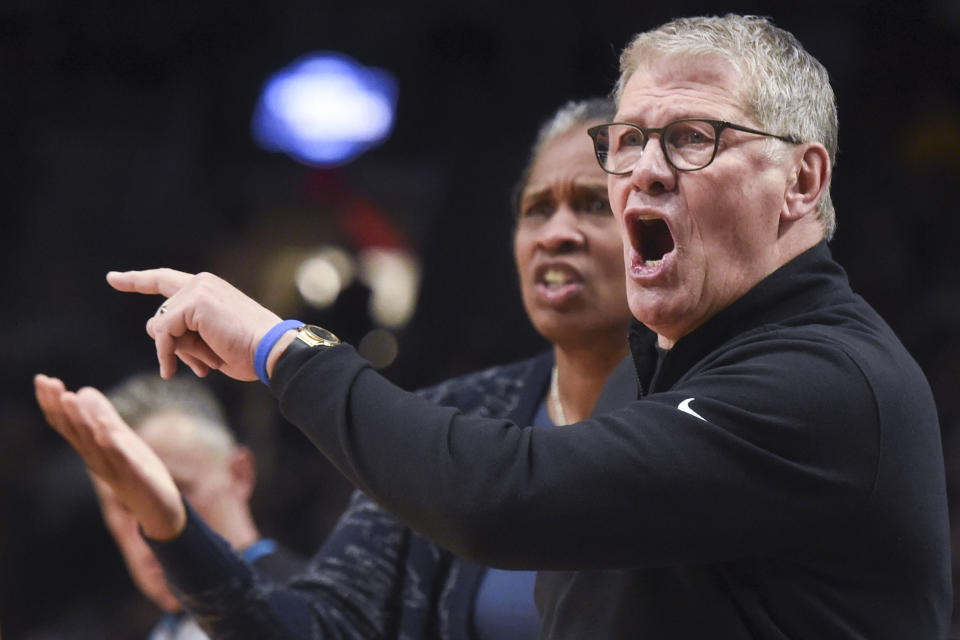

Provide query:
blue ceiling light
left=252, top=52, right=398, bottom=167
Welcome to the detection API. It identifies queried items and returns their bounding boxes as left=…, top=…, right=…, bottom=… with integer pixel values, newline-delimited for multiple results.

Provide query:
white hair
left=107, top=373, right=235, bottom=457
left=616, top=15, right=838, bottom=238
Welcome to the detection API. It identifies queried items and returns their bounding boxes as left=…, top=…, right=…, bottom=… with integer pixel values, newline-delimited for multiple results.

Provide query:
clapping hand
left=33, top=374, right=186, bottom=541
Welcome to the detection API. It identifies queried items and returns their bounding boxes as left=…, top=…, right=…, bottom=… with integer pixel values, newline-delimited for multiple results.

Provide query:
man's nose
left=627, top=136, right=676, bottom=194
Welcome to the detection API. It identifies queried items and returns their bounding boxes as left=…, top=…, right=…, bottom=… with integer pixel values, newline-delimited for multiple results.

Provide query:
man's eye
left=618, top=129, right=644, bottom=147
left=668, top=124, right=714, bottom=147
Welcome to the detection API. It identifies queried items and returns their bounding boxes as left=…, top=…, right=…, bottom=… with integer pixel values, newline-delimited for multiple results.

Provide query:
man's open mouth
left=629, top=216, right=675, bottom=267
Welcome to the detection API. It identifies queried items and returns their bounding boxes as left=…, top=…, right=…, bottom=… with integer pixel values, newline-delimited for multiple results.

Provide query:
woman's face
left=514, top=123, right=632, bottom=347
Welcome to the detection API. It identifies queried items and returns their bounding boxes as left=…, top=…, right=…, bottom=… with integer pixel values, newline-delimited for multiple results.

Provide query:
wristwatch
left=295, top=324, right=341, bottom=348
left=258, top=321, right=342, bottom=385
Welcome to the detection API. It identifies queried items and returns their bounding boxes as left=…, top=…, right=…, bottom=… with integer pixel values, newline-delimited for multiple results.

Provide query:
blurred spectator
left=94, top=373, right=305, bottom=639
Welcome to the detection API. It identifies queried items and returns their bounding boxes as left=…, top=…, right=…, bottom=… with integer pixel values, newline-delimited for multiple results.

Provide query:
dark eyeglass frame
left=586, top=118, right=802, bottom=174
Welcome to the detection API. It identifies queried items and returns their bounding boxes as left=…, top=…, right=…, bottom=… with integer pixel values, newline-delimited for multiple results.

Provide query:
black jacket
left=273, top=242, right=952, bottom=639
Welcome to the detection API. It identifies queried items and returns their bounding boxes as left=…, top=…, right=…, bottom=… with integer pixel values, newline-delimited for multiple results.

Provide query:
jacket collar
left=629, top=241, right=851, bottom=394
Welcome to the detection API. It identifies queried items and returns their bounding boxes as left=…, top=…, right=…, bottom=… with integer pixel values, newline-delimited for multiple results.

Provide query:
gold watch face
left=297, top=324, right=341, bottom=347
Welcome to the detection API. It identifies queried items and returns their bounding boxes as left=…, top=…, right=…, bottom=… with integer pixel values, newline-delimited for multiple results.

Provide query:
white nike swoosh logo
left=678, top=397, right=706, bottom=421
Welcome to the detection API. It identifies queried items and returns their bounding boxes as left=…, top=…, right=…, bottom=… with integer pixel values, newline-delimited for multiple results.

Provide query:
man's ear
left=782, top=142, right=830, bottom=221
left=228, top=445, right=257, bottom=502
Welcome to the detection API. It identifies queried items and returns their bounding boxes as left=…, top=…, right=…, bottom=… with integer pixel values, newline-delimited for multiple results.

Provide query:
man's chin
left=628, top=295, right=672, bottom=330
left=627, top=296, right=693, bottom=344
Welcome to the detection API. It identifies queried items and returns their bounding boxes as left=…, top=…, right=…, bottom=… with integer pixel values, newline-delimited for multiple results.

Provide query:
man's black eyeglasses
left=587, top=118, right=802, bottom=174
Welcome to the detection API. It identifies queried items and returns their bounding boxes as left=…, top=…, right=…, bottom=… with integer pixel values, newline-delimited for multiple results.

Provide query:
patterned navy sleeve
left=150, top=493, right=410, bottom=639
left=149, top=355, right=544, bottom=640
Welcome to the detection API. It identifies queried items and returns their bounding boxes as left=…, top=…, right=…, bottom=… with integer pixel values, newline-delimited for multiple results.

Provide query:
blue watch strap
left=254, top=319, right=303, bottom=385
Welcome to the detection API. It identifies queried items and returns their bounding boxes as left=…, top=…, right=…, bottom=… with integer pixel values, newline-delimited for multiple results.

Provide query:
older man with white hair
left=92, top=373, right=303, bottom=639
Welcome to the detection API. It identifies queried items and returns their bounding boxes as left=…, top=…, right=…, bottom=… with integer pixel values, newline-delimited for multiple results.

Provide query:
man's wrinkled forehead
left=615, top=53, right=746, bottom=120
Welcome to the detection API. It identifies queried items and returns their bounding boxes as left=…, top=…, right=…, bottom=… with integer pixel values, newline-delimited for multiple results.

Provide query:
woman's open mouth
left=534, top=263, right=583, bottom=303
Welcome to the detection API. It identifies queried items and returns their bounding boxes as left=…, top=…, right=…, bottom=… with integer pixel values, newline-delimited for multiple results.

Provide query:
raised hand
left=33, top=374, right=186, bottom=541
left=106, top=269, right=283, bottom=381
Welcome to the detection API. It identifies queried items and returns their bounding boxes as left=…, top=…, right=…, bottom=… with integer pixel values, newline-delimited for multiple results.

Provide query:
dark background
left=1, top=1, right=958, bottom=637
